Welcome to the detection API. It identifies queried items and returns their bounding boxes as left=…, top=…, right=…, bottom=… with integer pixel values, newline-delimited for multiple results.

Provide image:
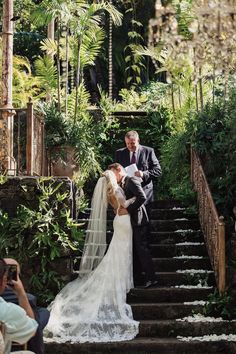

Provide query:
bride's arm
left=115, top=188, right=136, bottom=208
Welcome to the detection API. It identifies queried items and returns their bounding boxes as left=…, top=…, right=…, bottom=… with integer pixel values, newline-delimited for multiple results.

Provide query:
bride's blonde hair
left=102, top=170, right=118, bottom=199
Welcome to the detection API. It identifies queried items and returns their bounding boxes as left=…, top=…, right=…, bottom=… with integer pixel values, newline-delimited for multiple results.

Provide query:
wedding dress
left=45, top=172, right=139, bottom=343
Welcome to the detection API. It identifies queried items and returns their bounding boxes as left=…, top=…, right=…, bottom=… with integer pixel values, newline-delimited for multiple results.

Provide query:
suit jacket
left=115, top=145, right=162, bottom=203
left=122, top=176, right=149, bottom=227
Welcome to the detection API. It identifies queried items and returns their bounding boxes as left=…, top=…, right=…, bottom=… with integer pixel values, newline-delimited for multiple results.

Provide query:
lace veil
left=78, top=170, right=118, bottom=276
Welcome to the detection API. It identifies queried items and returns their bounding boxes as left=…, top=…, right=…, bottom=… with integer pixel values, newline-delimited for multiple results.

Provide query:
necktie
left=131, top=152, right=136, bottom=164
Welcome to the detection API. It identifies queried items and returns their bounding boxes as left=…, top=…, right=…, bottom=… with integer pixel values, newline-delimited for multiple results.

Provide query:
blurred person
left=0, top=258, right=38, bottom=354
left=2, top=259, right=49, bottom=354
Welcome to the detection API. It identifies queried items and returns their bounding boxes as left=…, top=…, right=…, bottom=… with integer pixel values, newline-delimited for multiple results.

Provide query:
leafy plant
left=203, top=288, right=236, bottom=320
left=0, top=177, right=83, bottom=305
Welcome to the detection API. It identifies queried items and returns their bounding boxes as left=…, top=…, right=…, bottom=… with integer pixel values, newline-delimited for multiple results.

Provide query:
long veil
left=78, top=175, right=108, bottom=276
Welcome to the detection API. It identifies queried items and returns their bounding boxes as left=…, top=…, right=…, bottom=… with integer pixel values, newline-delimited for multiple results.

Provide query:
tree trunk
left=171, top=82, right=175, bottom=113
left=195, top=85, right=199, bottom=112
left=212, top=65, right=215, bottom=105
left=108, top=0, right=113, bottom=99
left=74, top=37, right=82, bottom=122
left=65, top=25, right=69, bottom=119
left=56, top=19, right=61, bottom=112
left=46, top=19, right=55, bottom=102
left=199, top=67, right=204, bottom=110
left=0, top=0, right=16, bottom=174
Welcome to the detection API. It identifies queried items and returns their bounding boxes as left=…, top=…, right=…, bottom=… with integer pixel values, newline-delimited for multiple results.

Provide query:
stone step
left=152, top=257, right=211, bottom=272
left=127, top=287, right=213, bottom=303
left=150, top=243, right=207, bottom=257
left=153, top=257, right=211, bottom=272
left=73, top=256, right=211, bottom=273
left=150, top=200, right=184, bottom=209
left=77, top=230, right=204, bottom=247
left=131, top=303, right=204, bottom=320
left=150, top=219, right=200, bottom=232
left=150, top=208, right=196, bottom=220
left=138, top=319, right=236, bottom=337
left=71, top=270, right=215, bottom=287
left=107, top=208, right=196, bottom=221
left=78, top=219, right=201, bottom=233
left=45, top=337, right=236, bottom=354
left=153, top=271, right=215, bottom=287
left=150, top=230, right=203, bottom=244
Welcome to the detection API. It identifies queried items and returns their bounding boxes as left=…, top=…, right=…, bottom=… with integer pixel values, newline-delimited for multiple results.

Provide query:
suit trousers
left=132, top=224, right=155, bottom=284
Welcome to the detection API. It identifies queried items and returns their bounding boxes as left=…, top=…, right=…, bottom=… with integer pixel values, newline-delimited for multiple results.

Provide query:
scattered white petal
left=176, top=314, right=231, bottom=322
left=183, top=300, right=207, bottom=305
left=175, top=229, right=200, bottom=233
left=176, top=242, right=204, bottom=246
left=173, top=284, right=213, bottom=289
left=177, top=333, right=236, bottom=342
left=174, top=255, right=203, bottom=259
left=174, top=218, right=188, bottom=221
left=172, top=207, right=186, bottom=210
left=176, top=269, right=213, bottom=274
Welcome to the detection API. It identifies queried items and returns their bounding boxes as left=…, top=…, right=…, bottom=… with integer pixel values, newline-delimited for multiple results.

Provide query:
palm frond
left=34, top=56, right=57, bottom=93
left=40, top=38, right=58, bottom=57
left=80, top=28, right=105, bottom=70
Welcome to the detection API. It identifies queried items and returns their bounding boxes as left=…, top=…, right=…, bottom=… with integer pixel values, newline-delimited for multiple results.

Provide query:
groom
left=108, top=163, right=157, bottom=288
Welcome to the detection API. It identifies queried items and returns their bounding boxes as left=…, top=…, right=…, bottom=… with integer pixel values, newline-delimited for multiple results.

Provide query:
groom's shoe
left=140, top=280, right=158, bottom=289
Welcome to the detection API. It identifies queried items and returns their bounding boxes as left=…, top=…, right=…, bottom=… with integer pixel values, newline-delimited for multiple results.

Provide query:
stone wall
left=0, top=176, right=77, bottom=218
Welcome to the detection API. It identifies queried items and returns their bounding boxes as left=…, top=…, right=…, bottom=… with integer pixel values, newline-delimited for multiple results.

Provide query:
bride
left=45, top=170, right=139, bottom=343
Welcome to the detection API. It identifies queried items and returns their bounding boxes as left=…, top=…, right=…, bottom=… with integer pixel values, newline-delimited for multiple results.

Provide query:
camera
left=7, top=264, right=17, bottom=283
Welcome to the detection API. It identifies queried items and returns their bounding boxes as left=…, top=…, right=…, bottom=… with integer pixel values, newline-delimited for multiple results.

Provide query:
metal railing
left=191, top=147, right=225, bottom=294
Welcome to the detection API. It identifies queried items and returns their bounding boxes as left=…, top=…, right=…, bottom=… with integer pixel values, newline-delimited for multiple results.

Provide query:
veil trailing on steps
left=78, top=175, right=108, bottom=276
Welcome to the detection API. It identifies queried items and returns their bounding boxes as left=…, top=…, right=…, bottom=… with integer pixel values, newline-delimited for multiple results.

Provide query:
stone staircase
left=45, top=200, right=236, bottom=354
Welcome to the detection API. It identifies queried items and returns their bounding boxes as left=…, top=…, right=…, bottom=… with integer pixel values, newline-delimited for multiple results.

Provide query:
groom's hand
left=118, top=207, right=128, bottom=216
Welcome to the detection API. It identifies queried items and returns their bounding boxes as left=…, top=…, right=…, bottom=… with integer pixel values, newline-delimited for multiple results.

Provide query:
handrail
left=191, top=147, right=225, bottom=294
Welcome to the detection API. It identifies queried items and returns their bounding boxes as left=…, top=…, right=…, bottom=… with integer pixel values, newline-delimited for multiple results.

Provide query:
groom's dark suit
left=123, top=176, right=156, bottom=284
left=115, top=145, right=161, bottom=204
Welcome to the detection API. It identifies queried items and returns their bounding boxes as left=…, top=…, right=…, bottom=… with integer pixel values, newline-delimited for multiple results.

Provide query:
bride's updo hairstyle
left=103, top=170, right=118, bottom=200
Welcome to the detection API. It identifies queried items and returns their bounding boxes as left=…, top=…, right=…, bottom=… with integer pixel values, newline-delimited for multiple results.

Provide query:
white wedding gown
left=45, top=184, right=139, bottom=343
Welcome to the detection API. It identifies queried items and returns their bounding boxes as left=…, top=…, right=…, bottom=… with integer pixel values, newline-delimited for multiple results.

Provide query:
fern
left=80, top=28, right=106, bottom=70
left=34, top=56, right=58, bottom=93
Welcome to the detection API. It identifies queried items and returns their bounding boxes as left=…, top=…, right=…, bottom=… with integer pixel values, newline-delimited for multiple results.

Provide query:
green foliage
left=34, top=55, right=58, bottom=95
left=37, top=100, right=102, bottom=186
left=159, top=131, right=195, bottom=202
left=189, top=91, right=236, bottom=221
left=0, top=174, right=8, bottom=185
left=38, top=83, right=118, bottom=189
left=123, top=3, right=146, bottom=88
left=203, top=289, right=236, bottom=320
left=115, top=88, right=148, bottom=110
left=0, top=177, right=83, bottom=304
left=158, top=85, right=236, bottom=217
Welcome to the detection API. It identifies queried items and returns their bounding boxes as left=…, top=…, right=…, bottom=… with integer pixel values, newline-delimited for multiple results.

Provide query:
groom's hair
left=108, top=162, right=122, bottom=170
left=108, top=163, right=126, bottom=175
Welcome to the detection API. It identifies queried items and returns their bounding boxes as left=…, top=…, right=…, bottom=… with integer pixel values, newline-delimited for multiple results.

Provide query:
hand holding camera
left=6, top=263, right=25, bottom=297
left=7, top=264, right=17, bottom=286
